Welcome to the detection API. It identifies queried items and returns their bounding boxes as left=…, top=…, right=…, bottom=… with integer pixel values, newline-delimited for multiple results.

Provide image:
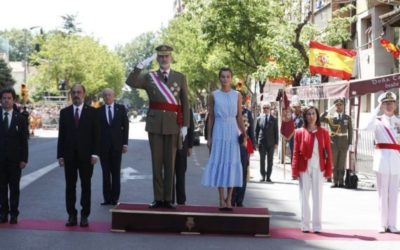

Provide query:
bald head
left=102, top=88, right=115, bottom=105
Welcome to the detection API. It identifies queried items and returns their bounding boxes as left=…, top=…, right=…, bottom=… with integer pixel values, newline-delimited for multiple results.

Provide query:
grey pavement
left=0, top=120, right=399, bottom=250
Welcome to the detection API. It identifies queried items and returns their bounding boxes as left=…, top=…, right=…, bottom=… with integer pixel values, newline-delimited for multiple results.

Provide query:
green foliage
left=115, top=32, right=159, bottom=75
left=0, top=29, right=34, bottom=61
left=0, top=59, right=16, bottom=88
left=30, top=33, right=124, bottom=100
left=61, top=14, right=82, bottom=34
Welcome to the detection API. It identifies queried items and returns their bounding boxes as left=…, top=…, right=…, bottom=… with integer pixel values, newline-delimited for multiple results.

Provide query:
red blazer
left=291, top=127, right=333, bottom=178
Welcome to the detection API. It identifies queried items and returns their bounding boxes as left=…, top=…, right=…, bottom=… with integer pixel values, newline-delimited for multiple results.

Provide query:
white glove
left=180, top=126, right=188, bottom=140
left=348, top=144, right=353, bottom=152
left=373, top=102, right=382, bottom=116
left=137, top=53, right=157, bottom=69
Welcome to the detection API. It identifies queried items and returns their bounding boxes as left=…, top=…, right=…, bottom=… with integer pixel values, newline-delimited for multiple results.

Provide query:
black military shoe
left=163, top=201, right=176, bottom=209
left=65, top=215, right=77, bottom=227
left=80, top=217, right=89, bottom=227
left=0, top=214, right=8, bottom=223
left=9, top=216, right=18, bottom=224
left=149, top=201, right=164, bottom=208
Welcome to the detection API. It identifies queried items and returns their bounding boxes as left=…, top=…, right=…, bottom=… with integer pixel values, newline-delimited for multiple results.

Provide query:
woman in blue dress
left=202, top=67, right=247, bottom=210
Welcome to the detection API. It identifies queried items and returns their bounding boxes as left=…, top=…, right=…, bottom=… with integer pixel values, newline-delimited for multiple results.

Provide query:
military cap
left=378, top=91, right=397, bottom=103
left=155, top=45, right=173, bottom=55
left=334, top=98, right=345, bottom=105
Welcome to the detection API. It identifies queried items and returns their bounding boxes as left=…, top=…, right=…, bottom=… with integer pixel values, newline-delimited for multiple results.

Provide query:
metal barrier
left=355, top=129, right=374, bottom=174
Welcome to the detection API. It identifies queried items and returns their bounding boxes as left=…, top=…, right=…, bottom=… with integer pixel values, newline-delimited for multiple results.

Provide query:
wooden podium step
left=110, top=203, right=270, bottom=236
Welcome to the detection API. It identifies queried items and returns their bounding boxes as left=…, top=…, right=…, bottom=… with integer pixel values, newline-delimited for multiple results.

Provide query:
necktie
left=338, top=114, right=341, bottom=121
left=3, top=112, right=9, bottom=131
left=74, top=108, right=80, bottom=128
left=108, top=105, right=113, bottom=125
left=162, top=71, right=168, bottom=83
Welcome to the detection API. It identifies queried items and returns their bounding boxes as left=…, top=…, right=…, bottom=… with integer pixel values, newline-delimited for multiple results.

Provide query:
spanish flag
left=380, top=38, right=400, bottom=58
left=309, top=41, right=356, bottom=80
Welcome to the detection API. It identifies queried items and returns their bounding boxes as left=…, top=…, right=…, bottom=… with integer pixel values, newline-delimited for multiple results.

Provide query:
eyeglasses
left=263, top=107, right=269, bottom=110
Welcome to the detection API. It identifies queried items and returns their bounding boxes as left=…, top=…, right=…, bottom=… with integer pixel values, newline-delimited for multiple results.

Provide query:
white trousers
left=376, top=173, right=399, bottom=229
left=299, top=166, right=324, bottom=231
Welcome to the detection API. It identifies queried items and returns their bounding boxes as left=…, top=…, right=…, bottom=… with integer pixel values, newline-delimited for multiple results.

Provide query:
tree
left=61, top=14, right=82, bottom=34
left=0, top=29, right=34, bottom=61
left=0, top=59, right=15, bottom=88
left=30, top=33, right=124, bottom=100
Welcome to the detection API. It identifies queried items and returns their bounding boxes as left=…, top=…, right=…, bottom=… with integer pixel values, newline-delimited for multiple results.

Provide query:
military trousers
left=148, top=133, right=178, bottom=202
left=331, top=136, right=348, bottom=185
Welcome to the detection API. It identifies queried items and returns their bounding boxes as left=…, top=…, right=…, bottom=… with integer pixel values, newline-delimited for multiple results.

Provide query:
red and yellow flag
left=380, top=38, right=400, bottom=58
left=309, top=41, right=357, bottom=80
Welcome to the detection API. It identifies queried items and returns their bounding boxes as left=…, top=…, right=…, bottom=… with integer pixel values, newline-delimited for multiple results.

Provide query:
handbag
left=345, top=169, right=358, bottom=189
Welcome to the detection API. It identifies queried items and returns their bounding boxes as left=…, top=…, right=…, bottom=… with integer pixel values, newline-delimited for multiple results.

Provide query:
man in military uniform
left=361, top=92, right=400, bottom=233
left=126, top=45, right=190, bottom=209
left=321, top=98, right=353, bottom=188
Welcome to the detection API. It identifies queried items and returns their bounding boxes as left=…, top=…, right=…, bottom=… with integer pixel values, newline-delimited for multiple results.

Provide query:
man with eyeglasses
left=255, top=103, right=278, bottom=182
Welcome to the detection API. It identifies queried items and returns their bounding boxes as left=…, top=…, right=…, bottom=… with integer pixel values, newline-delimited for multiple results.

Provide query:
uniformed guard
left=126, top=45, right=190, bottom=209
left=320, top=98, right=353, bottom=188
left=362, top=91, right=400, bottom=233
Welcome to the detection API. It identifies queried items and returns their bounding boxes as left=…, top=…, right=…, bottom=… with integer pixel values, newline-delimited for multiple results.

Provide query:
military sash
left=149, top=72, right=177, bottom=105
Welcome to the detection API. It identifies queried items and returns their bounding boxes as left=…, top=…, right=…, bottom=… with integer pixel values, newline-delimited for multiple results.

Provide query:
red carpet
left=1, top=219, right=400, bottom=241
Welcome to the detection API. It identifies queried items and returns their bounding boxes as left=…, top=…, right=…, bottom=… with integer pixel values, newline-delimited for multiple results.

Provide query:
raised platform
left=110, top=203, right=270, bottom=236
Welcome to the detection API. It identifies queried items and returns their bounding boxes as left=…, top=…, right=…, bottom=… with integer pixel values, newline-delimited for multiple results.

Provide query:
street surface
left=0, top=118, right=399, bottom=250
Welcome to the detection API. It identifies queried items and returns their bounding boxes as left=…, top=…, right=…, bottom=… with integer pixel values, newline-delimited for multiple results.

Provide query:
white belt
left=332, top=133, right=348, bottom=137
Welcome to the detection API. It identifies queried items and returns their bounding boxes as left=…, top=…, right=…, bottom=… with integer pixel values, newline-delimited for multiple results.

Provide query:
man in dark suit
left=0, top=88, right=28, bottom=224
left=232, top=105, right=255, bottom=207
left=173, top=109, right=194, bottom=205
left=255, top=103, right=279, bottom=183
left=98, top=88, right=129, bottom=206
left=57, top=84, right=100, bottom=227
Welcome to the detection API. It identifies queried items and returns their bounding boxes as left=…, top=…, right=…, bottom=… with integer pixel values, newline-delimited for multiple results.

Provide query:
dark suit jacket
left=181, top=110, right=194, bottom=153
left=0, top=110, right=28, bottom=163
left=255, top=114, right=279, bottom=148
left=57, top=105, right=100, bottom=161
left=98, top=103, right=129, bottom=153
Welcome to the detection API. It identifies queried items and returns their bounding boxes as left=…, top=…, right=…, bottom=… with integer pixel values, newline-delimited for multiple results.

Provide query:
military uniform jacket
left=321, top=112, right=353, bottom=145
left=362, top=113, right=400, bottom=175
left=126, top=67, right=190, bottom=135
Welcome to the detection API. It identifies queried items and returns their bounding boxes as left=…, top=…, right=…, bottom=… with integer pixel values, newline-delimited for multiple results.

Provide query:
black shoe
left=65, top=215, right=77, bottom=227
left=338, top=184, right=345, bottom=188
left=331, top=184, right=338, bottom=188
left=100, top=201, right=111, bottom=206
left=149, top=201, right=164, bottom=208
left=266, top=178, right=273, bottom=183
left=259, top=178, right=265, bottom=182
left=236, top=203, right=243, bottom=207
left=111, top=201, right=118, bottom=206
left=163, top=201, right=176, bottom=209
left=9, top=216, right=17, bottom=224
left=0, top=214, right=7, bottom=223
left=80, top=217, right=89, bottom=227
left=177, top=202, right=185, bottom=205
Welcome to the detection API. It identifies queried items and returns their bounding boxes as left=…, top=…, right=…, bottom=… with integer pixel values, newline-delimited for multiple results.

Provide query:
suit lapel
left=9, top=112, right=18, bottom=130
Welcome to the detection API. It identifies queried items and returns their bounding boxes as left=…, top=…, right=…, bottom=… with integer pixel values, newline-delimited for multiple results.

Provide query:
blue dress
left=202, top=89, right=243, bottom=187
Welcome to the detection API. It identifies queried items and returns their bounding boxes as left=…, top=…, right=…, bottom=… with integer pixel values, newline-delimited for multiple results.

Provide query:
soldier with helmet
left=362, top=91, right=400, bottom=233
left=321, top=98, right=353, bottom=188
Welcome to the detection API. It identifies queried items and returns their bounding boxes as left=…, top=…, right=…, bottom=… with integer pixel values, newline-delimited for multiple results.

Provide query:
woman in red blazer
left=292, top=106, right=333, bottom=233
